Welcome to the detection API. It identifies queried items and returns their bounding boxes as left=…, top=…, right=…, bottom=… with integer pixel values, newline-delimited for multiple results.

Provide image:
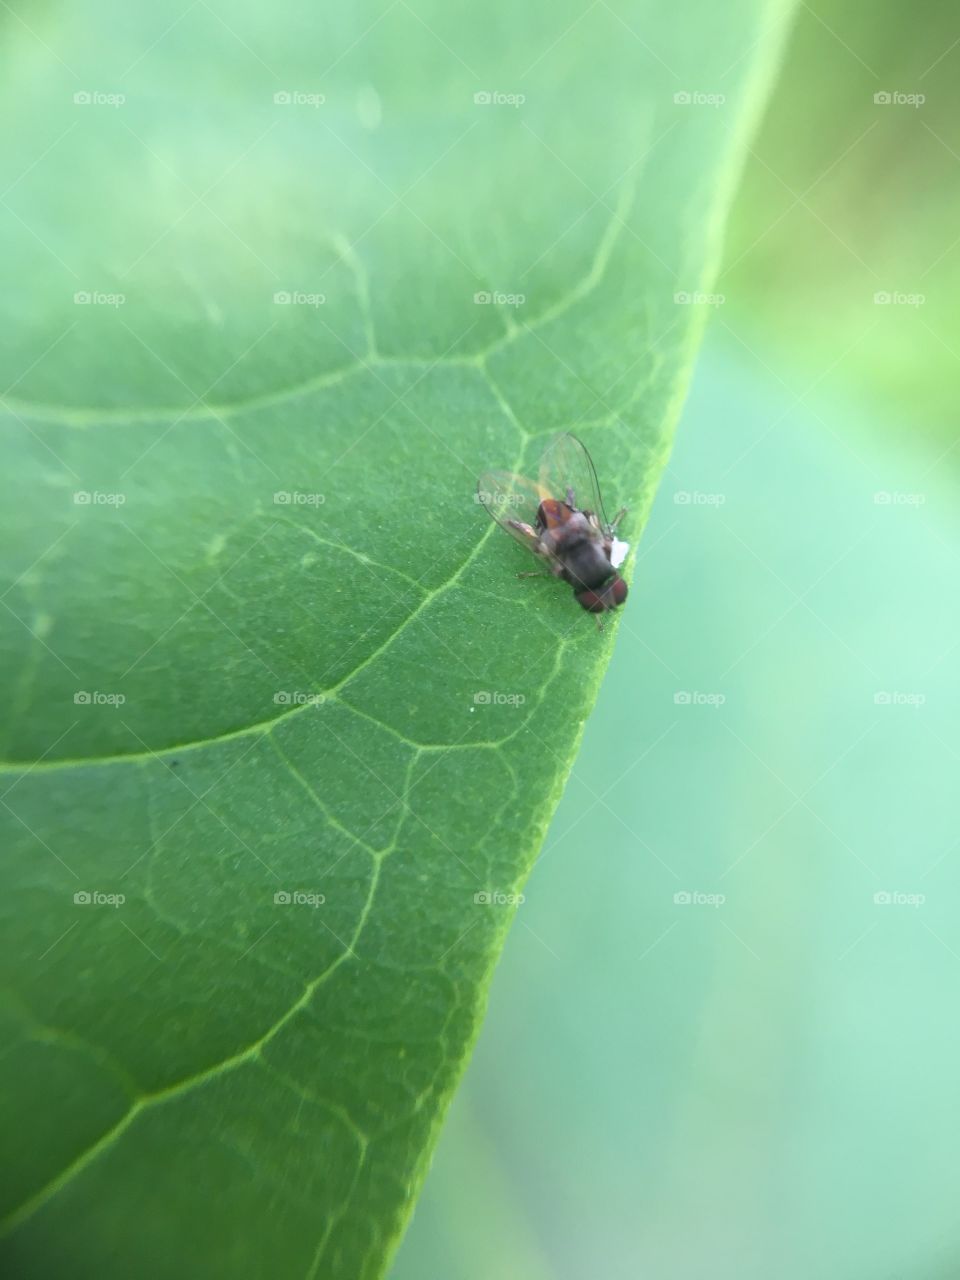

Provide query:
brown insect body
left=478, top=435, right=629, bottom=619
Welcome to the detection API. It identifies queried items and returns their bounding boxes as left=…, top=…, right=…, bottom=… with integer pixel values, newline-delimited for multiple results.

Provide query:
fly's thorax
left=565, top=509, right=596, bottom=535
left=535, top=502, right=592, bottom=535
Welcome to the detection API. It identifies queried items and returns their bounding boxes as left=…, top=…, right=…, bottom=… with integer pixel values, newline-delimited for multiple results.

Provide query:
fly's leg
left=506, top=519, right=544, bottom=554
left=517, top=558, right=563, bottom=581
left=506, top=518, right=538, bottom=540
left=609, top=506, right=627, bottom=532
left=565, top=486, right=576, bottom=508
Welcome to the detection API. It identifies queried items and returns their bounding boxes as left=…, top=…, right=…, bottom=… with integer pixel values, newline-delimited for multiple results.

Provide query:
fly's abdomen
left=560, top=539, right=615, bottom=591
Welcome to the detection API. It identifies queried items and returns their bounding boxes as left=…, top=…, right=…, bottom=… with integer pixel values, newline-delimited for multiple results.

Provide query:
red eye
left=575, top=589, right=606, bottom=613
left=575, top=578, right=627, bottom=612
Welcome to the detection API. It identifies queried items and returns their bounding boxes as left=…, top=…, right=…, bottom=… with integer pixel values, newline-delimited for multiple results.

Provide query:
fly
left=478, top=433, right=629, bottom=623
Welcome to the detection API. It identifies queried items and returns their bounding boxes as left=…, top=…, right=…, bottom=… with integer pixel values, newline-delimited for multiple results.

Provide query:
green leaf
left=0, top=1, right=792, bottom=1276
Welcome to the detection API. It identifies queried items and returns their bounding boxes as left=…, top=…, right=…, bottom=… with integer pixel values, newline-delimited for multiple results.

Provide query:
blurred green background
left=392, top=3, right=960, bottom=1277
left=723, top=0, right=960, bottom=447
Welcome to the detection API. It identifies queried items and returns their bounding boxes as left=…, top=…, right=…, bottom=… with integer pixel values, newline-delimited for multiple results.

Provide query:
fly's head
left=574, top=575, right=628, bottom=613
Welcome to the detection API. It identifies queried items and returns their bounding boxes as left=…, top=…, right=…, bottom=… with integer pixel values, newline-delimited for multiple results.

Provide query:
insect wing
left=538, top=433, right=610, bottom=529
left=477, top=469, right=549, bottom=555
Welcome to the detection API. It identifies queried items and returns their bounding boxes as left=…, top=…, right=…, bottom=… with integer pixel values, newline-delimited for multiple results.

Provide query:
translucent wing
left=538, top=432, right=610, bottom=529
left=476, top=469, right=551, bottom=557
